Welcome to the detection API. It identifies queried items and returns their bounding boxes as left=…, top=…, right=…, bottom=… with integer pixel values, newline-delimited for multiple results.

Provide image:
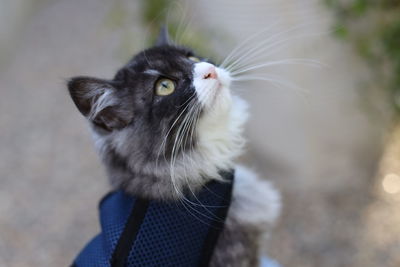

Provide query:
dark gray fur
left=211, top=217, right=261, bottom=267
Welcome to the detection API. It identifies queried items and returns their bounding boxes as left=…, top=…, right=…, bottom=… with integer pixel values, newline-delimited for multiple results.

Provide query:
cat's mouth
left=193, top=63, right=232, bottom=109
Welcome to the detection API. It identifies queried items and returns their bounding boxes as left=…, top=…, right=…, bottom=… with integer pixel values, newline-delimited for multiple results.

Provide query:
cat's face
left=68, top=29, right=232, bottom=163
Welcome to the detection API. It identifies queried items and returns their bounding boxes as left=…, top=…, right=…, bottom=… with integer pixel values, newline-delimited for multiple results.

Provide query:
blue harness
left=72, top=171, right=234, bottom=267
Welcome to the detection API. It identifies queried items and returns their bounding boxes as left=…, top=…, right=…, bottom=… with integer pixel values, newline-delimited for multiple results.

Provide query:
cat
left=68, top=27, right=281, bottom=267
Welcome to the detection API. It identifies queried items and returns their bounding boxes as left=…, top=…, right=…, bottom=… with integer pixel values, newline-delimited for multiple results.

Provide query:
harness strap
left=198, top=173, right=233, bottom=267
left=111, top=198, right=150, bottom=267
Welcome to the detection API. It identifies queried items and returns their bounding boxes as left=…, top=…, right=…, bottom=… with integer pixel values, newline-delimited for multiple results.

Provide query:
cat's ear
left=155, top=25, right=171, bottom=46
left=67, top=77, right=133, bottom=131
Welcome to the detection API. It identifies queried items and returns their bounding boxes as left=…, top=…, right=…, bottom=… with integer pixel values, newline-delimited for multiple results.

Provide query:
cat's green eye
left=188, top=56, right=201, bottom=63
left=155, top=78, right=175, bottom=96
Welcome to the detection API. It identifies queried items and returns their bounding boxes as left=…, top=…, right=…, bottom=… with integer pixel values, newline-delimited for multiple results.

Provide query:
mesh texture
left=74, top=192, right=136, bottom=266
left=73, top=177, right=232, bottom=267
left=126, top=187, right=226, bottom=266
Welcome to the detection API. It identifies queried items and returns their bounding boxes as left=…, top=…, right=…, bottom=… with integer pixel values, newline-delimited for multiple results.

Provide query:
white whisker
left=230, top=58, right=323, bottom=76
left=232, top=75, right=310, bottom=96
left=155, top=93, right=196, bottom=171
left=224, top=23, right=325, bottom=72
left=226, top=31, right=327, bottom=73
left=219, top=22, right=279, bottom=68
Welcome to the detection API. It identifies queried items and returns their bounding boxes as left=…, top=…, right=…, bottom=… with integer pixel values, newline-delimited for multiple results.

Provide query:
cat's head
left=68, top=27, right=247, bottom=198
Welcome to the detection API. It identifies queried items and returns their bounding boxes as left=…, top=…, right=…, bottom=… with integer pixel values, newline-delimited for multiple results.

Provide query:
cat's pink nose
left=203, top=66, right=218, bottom=80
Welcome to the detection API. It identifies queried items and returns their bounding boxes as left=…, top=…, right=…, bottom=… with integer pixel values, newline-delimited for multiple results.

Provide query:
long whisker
left=177, top=88, right=229, bottom=220
left=174, top=2, right=190, bottom=46
left=223, top=23, right=306, bottom=70
left=230, top=58, right=323, bottom=76
left=224, top=23, right=325, bottom=72
left=169, top=94, right=201, bottom=198
left=219, top=22, right=279, bottom=68
left=232, top=75, right=310, bottom=96
left=226, top=31, right=327, bottom=73
left=155, top=93, right=196, bottom=170
left=168, top=83, right=227, bottom=216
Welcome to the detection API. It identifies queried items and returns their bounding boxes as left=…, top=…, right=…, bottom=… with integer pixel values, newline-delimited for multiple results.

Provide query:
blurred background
left=1, top=0, right=400, bottom=266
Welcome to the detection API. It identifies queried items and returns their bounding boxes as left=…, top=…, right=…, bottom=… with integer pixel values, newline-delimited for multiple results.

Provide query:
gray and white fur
left=68, top=28, right=281, bottom=267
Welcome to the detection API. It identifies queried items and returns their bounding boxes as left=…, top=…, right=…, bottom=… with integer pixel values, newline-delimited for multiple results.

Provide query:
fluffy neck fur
left=92, top=95, right=248, bottom=200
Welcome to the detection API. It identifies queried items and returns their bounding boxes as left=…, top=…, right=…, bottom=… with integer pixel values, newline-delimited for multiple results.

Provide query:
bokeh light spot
left=382, top=173, right=400, bottom=194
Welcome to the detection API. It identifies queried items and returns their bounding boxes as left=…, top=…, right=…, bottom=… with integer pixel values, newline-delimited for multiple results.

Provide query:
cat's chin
left=206, top=67, right=232, bottom=107
left=195, top=93, right=248, bottom=174
left=215, top=67, right=231, bottom=88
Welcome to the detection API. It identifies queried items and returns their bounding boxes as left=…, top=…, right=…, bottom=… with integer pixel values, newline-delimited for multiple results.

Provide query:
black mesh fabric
left=73, top=172, right=233, bottom=267
left=125, top=184, right=230, bottom=266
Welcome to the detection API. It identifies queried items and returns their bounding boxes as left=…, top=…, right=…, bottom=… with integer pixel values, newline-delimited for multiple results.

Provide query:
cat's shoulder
left=229, top=164, right=281, bottom=226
